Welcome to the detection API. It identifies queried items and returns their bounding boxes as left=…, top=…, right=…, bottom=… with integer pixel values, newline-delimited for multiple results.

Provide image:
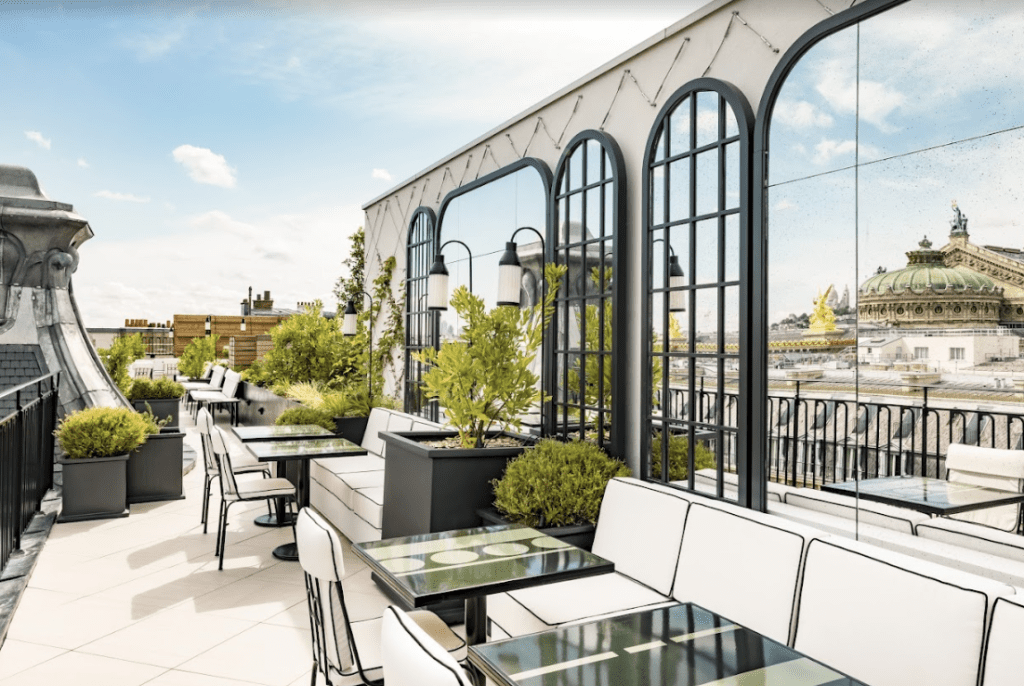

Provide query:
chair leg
left=218, top=501, right=233, bottom=571
left=201, top=474, right=212, bottom=533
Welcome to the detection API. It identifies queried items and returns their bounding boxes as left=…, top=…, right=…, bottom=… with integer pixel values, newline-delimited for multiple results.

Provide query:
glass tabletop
left=822, top=476, right=1024, bottom=515
left=232, top=425, right=335, bottom=442
left=352, top=524, right=613, bottom=606
left=470, top=603, right=867, bottom=686
left=245, top=437, right=366, bottom=461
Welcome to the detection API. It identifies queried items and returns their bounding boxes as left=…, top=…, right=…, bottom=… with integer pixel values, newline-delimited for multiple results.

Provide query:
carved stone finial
left=950, top=200, right=969, bottom=236
left=919, top=235, right=932, bottom=250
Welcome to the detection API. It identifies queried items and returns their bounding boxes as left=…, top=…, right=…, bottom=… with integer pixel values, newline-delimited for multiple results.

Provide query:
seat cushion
left=591, top=478, right=690, bottom=595
left=915, top=517, right=1024, bottom=563
left=983, top=596, right=1024, bottom=686
left=361, top=409, right=391, bottom=456
left=352, top=486, right=384, bottom=528
left=505, top=572, right=671, bottom=627
left=235, top=477, right=294, bottom=500
left=337, top=470, right=385, bottom=509
left=785, top=487, right=926, bottom=534
left=381, top=607, right=469, bottom=686
left=795, top=537, right=1011, bottom=686
left=316, top=454, right=386, bottom=476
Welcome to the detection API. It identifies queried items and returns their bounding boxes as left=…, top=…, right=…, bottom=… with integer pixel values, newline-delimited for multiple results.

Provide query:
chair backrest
left=982, top=596, right=1024, bottom=686
left=794, top=537, right=1010, bottom=686
left=591, top=478, right=690, bottom=595
left=196, top=409, right=218, bottom=476
left=208, top=365, right=227, bottom=389
left=209, top=427, right=240, bottom=498
left=946, top=443, right=1024, bottom=531
left=387, top=413, right=414, bottom=433
left=295, top=508, right=357, bottom=677
left=221, top=370, right=242, bottom=399
left=672, top=501, right=817, bottom=645
left=382, top=606, right=470, bottom=686
left=361, top=408, right=391, bottom=455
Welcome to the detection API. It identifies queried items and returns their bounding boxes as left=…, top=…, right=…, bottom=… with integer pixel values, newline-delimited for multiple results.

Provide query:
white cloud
left=77, top=158, right=89, bottom=168
left=124, top=26, right=186, bottom=60
left=774, top=100, right=834, bottom=129
left=372, top=168, right=393, bottom=181
left=812, top=139, right=880, bottom=165
left=94, top=190, right=150, bottom=203
left=815, top=63, right=905, bottom=134
left=774, top=199, right=797, bottom=212
left=172, top=144, right=237, bottom=188
left=24, top=131, right=51, bottom=150
left=188, top=210, right=257, bottom=237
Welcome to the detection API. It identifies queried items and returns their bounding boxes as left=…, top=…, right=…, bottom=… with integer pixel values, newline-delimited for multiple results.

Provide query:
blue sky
left=0, top=1, right=695, bottom=326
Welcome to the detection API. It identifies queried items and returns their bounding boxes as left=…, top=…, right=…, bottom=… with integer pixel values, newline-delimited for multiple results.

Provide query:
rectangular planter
left=476, top=507, right=596, bottom=552
left=127, top=429, right=185, bottom=504
left=57, top=453, right=129, bottom=522
left=235, top=382, right=301, bottom=427
left=332, top=416, right=369, bottom=444
left=380, top=430, right=531, bottom=539
left=132, top=397, right=180, bottom=430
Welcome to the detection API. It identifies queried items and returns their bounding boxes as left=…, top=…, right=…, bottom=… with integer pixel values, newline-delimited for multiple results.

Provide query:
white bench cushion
left=591, top=478, right=690, bottom=595
left=501, top=573, right=671, bottom=629
left=946, top=443, right=1024, bottom=532
left=361, top=408, right=392, bottom=456
left=316, top=454, right=385, bottom=475
left=352, top=486, right=384, bottom=528
left=785, top=487, right=927, bottom=535
left=915, top=517, right=1024, bottom=564
left=387, top=413, right=414, bottom=433
left=983, top=596, right=1024, bottom=686
left=337, top=470, right=385, bottom=510
left=795, top=537, right=1011, bottom=686
left=672, top=501, right=818, bottom=645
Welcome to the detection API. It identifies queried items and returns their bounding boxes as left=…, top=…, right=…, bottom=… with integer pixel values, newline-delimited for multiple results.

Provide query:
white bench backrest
left=387, top=413, right=414, bottom=433
left=982, top=596, right=1024, bottom=686
left=946, top=443, right=1024, bottom=532
left=672, top=501, right=816, bottom=645
left=784, top=488, right=925, bottom=535
left=591, top=478, right=689, bottom=596
left=361, top=408, right=391, bottom=456
left=221, top=370, right=241, bottom=398
left=795, top=537, right=1009, bottom=686
left=208, top=365, right=226, bottom=389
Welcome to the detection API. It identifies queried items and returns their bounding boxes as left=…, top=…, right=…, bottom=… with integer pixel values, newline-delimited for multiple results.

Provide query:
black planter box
left=332, top=416, right=369, bottom=444
left=477, top=507, right=596, bottom=552
left=236, top=382, right=301, bottom=426
left=57, top=453, right=130, bottom=522
left=131, top=397, right=180, bottom=430
left=380, top=430, right=531, bottom=539
left=127, top=429, right=185, bottom=504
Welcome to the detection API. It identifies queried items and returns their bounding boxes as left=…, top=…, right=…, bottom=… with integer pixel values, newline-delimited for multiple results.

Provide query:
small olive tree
left=179, top=335, right=219, bottom=380
left=416, top=263, right=566, bottom=449
left=98, top=333, right=145, bottom=395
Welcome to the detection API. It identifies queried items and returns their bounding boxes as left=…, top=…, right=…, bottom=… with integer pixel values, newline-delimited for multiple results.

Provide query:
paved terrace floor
left=0, top=411, right=430, bottom=686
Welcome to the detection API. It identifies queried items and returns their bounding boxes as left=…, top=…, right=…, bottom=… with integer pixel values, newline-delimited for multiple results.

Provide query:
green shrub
left=126, top=377, right=185, bottom=401
left=649, top=431, right=716, bottom=481
left=179, top=336, right=219, bottom=380
left=492, top=439, right=631, bottom=527
left=275, top=407, right=336, bottom=431
left=283, top=381, right=399, bottom=418
left=97, top=334, right=145, bottom=395
left=55, top=406, right=150, bottom=459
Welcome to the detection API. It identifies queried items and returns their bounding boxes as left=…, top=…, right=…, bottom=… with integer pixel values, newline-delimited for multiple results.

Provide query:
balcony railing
left=0, top=374, right=59, bottom=572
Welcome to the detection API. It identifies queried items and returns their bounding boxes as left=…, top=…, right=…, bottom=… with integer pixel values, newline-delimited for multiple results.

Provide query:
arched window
left=404, top=207, right=438, bottom=420
left=548, top=131, right=626, bottom=457
left=642, top=78, right=753, bottom=501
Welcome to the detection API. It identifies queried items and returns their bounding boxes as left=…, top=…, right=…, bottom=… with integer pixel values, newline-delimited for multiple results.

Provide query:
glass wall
left=766, top=1, right=1024, bottom=528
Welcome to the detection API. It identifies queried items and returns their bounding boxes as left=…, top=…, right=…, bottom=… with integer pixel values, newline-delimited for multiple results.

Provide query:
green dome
left=860, top=236, right=998, bottom=295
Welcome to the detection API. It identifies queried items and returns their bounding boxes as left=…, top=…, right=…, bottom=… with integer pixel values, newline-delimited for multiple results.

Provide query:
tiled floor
left=0, top=413, right=424, bottom=686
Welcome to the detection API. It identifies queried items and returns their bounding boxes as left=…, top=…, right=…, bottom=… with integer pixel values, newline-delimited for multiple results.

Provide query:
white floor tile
left=177, top=624, right=311, bottom=686
left=0, top=650, right=165, bottom=686
left=0, top=640, right=66, bottom=680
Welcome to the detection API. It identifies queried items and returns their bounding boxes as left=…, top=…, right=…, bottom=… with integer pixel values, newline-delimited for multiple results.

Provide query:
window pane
left=695, top=287, right=719, bottom=345
left=725, top=213, right=739, bottom=283
left=695, top=219, right=718, bottom=285
left=725, top=103, right=739, bottom=138
left=725, top=141, right=739, bottom=211
left=668, top=159, right=691, bottom=222
left=587, top=139, right=602, bottom=185
left=724, top=285, right=739, bottom=347
left=654, top=131, right=666, bottom=163
left=569, top=193, right=583, bottom=242
left=696, top=149, right=719, bottom=218
left=603, top=184, right=614, bottom=238
left=650, top=228, right=667, bottom=292
left=696, top=91, right=720, bottom=148
left=586, top=187, right=601, bottom=242
left=569, top=148, right=583, bottom=190
left=651, top=167, right=666, bottom=227
left=669, top=97, right=691, bottom=157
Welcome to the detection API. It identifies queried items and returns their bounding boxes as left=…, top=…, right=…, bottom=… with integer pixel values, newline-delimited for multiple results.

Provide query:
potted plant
left=284, top=381, right=400, bottom=443
left=127, top=411, right=185, bottom=504
left=127, top=377, right=185, bottom=430
left=55, top=406, right=149, bottom=522
left=380, top=264, right=566, bottom=538
left=650, top=430, right=717, bottom=481
left=480, top=438, right=631, bottom=551
left=275, top=406, right=336, bottom=431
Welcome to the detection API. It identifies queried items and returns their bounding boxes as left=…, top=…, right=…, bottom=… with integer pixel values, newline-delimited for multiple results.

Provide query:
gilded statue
left=808, top=285, right=837, bottom=332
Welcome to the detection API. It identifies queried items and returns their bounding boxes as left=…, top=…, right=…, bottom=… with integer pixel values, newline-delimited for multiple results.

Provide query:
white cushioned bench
left=916, top=517, right=1024, bottom=564
left=784, top=486, right=928, bottom=534
left=310, top=407, right=443, bottom=543
left=691, top=468, right=798, bottom=502
left=945, top=443, right=1024, bottom=532
left=794, top=536, right=1013, bottom=686
left=982, top=595, right=1024, bottom=686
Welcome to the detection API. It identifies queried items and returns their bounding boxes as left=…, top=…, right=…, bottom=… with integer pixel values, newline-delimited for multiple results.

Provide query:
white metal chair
left=946, top=443, right=1024, bottom=532
left=381, top=606, right=473, bottom=686
left=210, top=424, right=296, bottom=570
left=195, top=408, right=272, bottom=533
left=295, top=508, right=465, bottom=686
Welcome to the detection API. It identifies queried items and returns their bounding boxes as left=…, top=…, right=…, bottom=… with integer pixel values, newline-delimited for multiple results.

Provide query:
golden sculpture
left=808, top=285, right=837, bottom=333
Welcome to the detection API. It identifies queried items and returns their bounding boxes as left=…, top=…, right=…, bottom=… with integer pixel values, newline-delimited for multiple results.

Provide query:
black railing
left=0, top=374, right=59, bottom=572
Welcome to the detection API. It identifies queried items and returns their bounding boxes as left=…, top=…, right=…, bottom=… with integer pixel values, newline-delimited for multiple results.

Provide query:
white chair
left=295, top=508, right=465, bottom=686
left=946, top=443, right=1024, bottom=532
left=195, top=409, right=272, bottom=533
left=210, top=425, right=296, bottom=570
left=381, top=606, right=472, bottom=686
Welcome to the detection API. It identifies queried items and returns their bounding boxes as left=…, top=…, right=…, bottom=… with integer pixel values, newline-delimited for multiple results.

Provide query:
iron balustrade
left=0, top=373, right=59, bottom=572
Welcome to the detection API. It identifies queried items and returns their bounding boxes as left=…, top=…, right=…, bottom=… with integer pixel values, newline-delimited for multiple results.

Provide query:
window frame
left=404, top=206, right=440, bottom=420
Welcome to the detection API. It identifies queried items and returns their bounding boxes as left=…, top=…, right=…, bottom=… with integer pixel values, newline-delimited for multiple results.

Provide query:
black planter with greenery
left=476, top=506, right=596, bottom=551
left=380, top=430, right=533, bottom=539
left=127, top=429, right=185, bottom=504
left=55, top=406, right=149, bottom=522
left=332, top=416, right=369, bottom=443
left=127, top=378, right=185, bottom=430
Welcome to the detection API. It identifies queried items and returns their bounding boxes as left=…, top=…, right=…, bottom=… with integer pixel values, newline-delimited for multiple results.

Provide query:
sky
left=767, top=0, right=1024, bottom=325
left=0, top=0, right=699, bottom=327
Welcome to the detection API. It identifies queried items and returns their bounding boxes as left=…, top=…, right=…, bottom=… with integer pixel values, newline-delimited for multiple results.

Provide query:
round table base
left=255, top=512, right=295, bottom=528
left=273, top=542, right=298, bottom=561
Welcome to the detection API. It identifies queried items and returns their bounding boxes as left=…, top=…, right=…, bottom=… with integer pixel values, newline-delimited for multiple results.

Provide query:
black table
left=232, top=424, right=337, bottom=528
left=821, top=475, right=1024, bottom=517
left=470, top=602, right=869, bottom=686
left=351, top=524, right=614, bottom=647
left=246, top=437, right=367, bottom=560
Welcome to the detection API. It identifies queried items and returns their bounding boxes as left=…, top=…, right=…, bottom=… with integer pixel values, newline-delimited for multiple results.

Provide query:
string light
left=600, top=36, right=690, bottom=130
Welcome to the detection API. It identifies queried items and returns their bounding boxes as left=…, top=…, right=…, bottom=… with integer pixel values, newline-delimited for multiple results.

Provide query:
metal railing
left=0, top=374, right=59, bottom=572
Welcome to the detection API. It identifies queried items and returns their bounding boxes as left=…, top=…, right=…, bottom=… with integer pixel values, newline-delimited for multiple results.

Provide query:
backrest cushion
left=946, top=444, right=1024, bottom=532
left=196, top=409, right=216, bottom=474
left=295, top=507, right=347, bottom=581
left=672, top=502, right=813, bottom=644
left=412, top=420, right=441, bottom=432
left=982, top=596, right=1024, bottom=686
left=221, top=370, right=241, bottom=399
left=361, top=408, right=391, bottom=455
left=591, top=478, right=689, bottom=595
left=382, top=606, right=470, bottom=686
left=210, top=428, right=239, bottom=497
left=208, top=365, right=226, bottom=389
left=795, top=537, right=1008, bottom=686
left=387, top=413, right=414, bottom=433
left=784, top=488, right=924, bottom=535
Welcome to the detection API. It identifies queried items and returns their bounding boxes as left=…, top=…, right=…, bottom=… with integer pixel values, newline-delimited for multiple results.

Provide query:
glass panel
left=695, top=219, right=718, bottom=285
left=650, top=228, right=667, bottom=292
left=669, top=97, right=691, bottom=157
left=603, top=184, right=613, bottom=238
left=651, top=167, right=666, bottom=227
left=559, top=197, right=569, bottom=244
left=566, top=243, right=587, bottom=302
left=668, top=223, right=690, bottom=290
left=568, top=192, right=583, bottom=244
left=696, top=91, right=720, bottom=148
left=724, top=214, right=739, bottom=283
left=725, top=102, right=739, bottom=138
left=695, top=287, right=719, bottom=347
left=696, top=149, right=719, bottom=218
left=724, top=285, right=739, bottom=347
left=586, top=140, right=602, bottom=185
left=667, top=359, right=689, bottom=422
left=653, top=130, right=666, bottom=163
left=725, top=141, right=739, bottom=211
left=585, top=187, right=601, bottom=243
left=650, top=293, right=667, bottom=359
left=668, top=159, right=691, bottom=223
left=569, top=146, right=584, bottom=190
